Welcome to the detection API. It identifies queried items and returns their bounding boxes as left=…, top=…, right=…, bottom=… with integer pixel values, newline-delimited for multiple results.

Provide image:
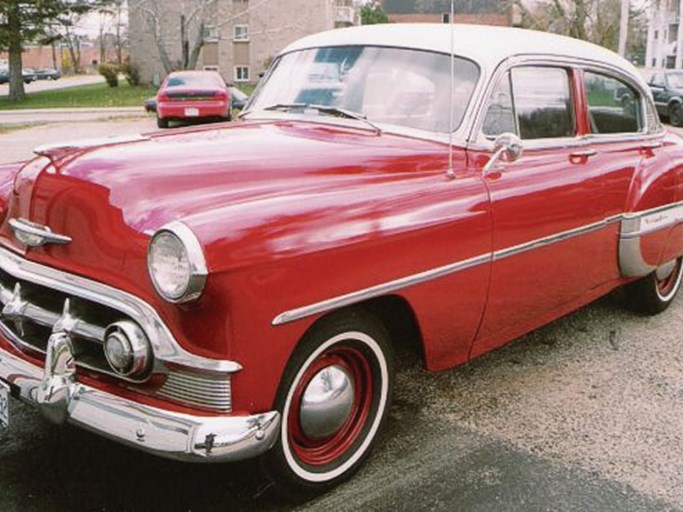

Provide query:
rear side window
left=510, top=67, right=575, bottom=139
left=584, top=71, right=641, bottom=134
left=482, top=66, right=575, bottom=140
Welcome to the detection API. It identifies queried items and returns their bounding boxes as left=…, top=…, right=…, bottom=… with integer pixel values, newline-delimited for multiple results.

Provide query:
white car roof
left=283, top=23, right=644, bottom=86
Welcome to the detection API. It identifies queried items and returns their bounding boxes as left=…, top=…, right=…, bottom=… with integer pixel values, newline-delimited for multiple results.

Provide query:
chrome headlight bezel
left=147, top=221, right=208, bottom=304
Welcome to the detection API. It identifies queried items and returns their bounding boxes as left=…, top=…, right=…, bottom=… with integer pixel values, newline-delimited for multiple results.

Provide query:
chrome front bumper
left=0, top=343, right=281, bottom=462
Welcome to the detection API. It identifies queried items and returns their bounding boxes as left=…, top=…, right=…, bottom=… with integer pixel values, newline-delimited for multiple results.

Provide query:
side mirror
left=483, top=132, right=523, bottom=174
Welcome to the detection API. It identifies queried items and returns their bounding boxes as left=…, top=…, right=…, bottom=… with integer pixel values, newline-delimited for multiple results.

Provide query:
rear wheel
left=669, top=104, right=683, bottom=127
left=262, top=310, right=393, bottom=497
left=626, top=258, right=683, bottom=315
left=156, top=116, right=169, bottom=129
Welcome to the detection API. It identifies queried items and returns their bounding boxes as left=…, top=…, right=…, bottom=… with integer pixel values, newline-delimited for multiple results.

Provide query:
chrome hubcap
left=656, top=261, right=677, bottom=281
left=299, top=364, right=355, bottom=440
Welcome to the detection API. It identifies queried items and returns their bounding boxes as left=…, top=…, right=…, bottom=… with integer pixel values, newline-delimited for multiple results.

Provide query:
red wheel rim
left=657, top=259, right=682, bottom=298
left=288, top=345, right=373, bottom=467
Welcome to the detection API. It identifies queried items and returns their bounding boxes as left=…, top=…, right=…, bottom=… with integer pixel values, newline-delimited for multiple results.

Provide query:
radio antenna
left=446, top=0, right=456, bottom=179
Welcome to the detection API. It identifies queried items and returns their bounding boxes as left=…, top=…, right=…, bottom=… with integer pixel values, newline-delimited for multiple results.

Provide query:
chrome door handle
left=569, top=150, right=597, bottom=158
left=641, top=142, right=663, bottom=150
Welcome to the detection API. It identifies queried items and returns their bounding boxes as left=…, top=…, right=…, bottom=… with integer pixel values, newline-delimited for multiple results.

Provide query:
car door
left=467, top=63, right=640, bottom=359
left=649, top=72, right=669, bottom=116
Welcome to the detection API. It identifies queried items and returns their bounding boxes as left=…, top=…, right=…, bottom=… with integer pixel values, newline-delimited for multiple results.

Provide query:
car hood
left=0, top=120, right=458, bottom=276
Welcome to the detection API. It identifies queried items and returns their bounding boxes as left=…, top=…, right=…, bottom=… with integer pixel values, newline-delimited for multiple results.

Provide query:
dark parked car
left=22, top=68, right=37, bottom=84
left=34, top=68, right=61, bottom=81
left=228, top=85, right=249, bottom=110
left=0, top=68, right=36, bottom=85
left=648, top=70, right=683, bottom=126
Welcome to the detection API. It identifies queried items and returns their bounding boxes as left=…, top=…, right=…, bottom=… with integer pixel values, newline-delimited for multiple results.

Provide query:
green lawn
left=0, top=81, right=156, bottom=110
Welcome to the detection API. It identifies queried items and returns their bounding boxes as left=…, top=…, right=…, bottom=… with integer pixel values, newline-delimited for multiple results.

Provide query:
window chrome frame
left=469, top=54, right=664, bottom=152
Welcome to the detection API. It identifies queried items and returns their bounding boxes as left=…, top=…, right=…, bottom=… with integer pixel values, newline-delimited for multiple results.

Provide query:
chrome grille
left=0, top=270, right=127, bottom=376
left=158, top=370, right=232, bottom=413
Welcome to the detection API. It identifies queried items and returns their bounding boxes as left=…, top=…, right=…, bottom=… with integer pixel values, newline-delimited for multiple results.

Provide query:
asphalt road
left=1, top=119, right=683, bottom=511
left=0, top=75, right=104, bottom=97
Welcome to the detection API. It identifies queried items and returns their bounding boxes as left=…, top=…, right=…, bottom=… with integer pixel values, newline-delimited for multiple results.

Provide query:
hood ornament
left=9, top=218, right=72, bottom=247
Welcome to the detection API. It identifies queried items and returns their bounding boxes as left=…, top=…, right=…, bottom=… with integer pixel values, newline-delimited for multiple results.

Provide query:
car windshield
left=668, top=72, right=683, bottom=88
left=247, top=46, right=480, bottom=133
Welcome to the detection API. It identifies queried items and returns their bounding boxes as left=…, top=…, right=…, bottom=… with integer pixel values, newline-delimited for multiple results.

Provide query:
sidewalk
left=0, top=107, right=147, bottom=124
left=0, top=117, right=155, bottom=163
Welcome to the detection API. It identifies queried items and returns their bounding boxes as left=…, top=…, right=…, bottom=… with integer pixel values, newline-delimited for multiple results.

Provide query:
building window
left=233, top=25, right=249, bottom=42
left=655, top=30, right=659, bottom=40
left=442, top=13, right=450, bottom=23
left=203, top=25, right=218, bottom=42
left=234, top=66, right=250, bottom=82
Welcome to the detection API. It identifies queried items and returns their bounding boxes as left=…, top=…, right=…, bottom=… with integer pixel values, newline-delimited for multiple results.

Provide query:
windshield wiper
left=244, top=103, right=381, bottom=134
left=263, top=103, right=308, bottom=112
left=309, top=104, right=381, bottom=134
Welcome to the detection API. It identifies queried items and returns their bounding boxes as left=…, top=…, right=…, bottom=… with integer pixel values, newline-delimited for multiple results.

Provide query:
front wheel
left=626, top=258, right=683, bottom=315
left=262, top=310, right=394, bottom=497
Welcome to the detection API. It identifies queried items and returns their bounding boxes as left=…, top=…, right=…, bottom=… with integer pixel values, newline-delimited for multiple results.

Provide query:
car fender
left=620, top=134, right=683, bottom=278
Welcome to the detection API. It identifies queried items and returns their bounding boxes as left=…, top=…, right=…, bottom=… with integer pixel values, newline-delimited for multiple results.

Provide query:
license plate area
left=0, top=380, right=9, bottom=432
left=184, top=107, right=199, bottom=117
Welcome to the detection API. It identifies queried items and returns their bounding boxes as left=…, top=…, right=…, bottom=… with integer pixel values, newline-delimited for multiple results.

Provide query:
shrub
left=98, top=63, right=119, bottom=87
left=121, top=58, right=141, bottom=87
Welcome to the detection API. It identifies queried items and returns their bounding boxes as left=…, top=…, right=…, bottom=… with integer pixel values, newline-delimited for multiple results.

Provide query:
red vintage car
left=0, top=24, right=682, bottom=496
left=155, top=70, right=231, bottom=128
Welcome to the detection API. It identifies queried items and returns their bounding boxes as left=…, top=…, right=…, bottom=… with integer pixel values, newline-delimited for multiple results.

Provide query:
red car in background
left=155, top=70, right=231, bottom=128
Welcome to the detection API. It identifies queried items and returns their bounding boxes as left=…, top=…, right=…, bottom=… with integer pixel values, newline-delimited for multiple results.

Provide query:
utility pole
left=618, top=0, right=629, bottom=57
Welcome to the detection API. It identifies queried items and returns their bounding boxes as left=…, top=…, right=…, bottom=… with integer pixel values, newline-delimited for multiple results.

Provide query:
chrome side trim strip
left=274, top=204, right=683, bottom=326
left=621, top=201, right=683, bottom=238
left=493, top=215, right=623, bottom=262
left=0, top=247, right=241, bottom=374
left=271, top=252, right=492, bottom=326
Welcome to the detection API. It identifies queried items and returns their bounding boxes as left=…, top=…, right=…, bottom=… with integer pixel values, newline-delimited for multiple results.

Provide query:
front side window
left=482, top=66, right=575, bottom=140
left=584, top=71, right=641, bottom=134
left=247, top=46, right=480, bottom=133
left=650, top=73, right=665, bottom=87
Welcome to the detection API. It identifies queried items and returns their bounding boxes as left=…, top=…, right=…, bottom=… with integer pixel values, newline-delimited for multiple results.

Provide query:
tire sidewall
left=263, top=310, right=394, bottom=495
left=670, top=104, right=683, bottom=126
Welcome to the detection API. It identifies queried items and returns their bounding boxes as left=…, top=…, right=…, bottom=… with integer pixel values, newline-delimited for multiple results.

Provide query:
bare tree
left=98, top=0, right=126, bottom=65
left=511, top=0, right=645, bottom=53
left=132, top=0, right=216, bottom=73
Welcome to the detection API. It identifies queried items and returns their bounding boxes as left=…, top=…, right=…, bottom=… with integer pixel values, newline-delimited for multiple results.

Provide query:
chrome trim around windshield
left=0, top=246, right=240, bottom=373
left=273, top=204, right=683, bottom=326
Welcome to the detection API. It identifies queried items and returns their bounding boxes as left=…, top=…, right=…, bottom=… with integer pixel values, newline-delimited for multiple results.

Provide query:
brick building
left=128, top=0, right=358, bottom=86
left=379, top=0, right=519, bottom=27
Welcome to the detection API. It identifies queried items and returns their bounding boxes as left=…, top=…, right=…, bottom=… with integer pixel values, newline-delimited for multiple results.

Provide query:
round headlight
left=103, top=321, right=152, bottom=378
left=148, top=222, right=207, bottom=303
